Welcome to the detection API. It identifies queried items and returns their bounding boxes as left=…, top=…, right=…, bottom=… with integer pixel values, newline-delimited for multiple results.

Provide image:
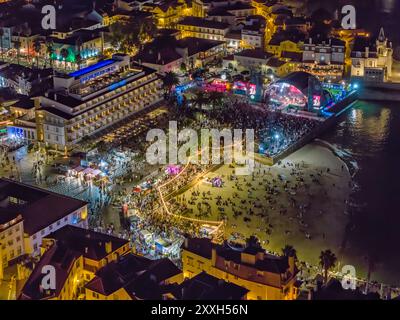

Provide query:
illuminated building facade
left=142, top=0, right=192, bottom=28
left=351, top=28, right=393, bottom=82
left=241, top=25, right=265, bottom=49
left=207, top=2, right=255, bottom=25
left=177, top=17, right=230, bottom=41
left=191, top=0, right=212, bottom=18
left=181, top=237, right=300, bottom=300
left=19, top=225, right=130, bottom=300
left=0, top=178, right=88, bottom=274
left=0, top=213, right=24, bottom=276
left=266, top=38, right=302, bottom=57
left=233, top=49, right=273, bottom=73
left=300, top=38, right=345, bottom=80
left=48, top=30, right=104, bottom=69
left=35, top=55, right=163, bottom=150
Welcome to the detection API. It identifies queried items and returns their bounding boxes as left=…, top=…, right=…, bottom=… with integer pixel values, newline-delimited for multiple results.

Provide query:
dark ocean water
left=321, top=100, right=400, bottom=285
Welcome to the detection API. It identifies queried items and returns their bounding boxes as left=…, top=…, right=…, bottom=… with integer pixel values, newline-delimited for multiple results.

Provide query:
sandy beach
left=175, top=142, right=353, bottom=272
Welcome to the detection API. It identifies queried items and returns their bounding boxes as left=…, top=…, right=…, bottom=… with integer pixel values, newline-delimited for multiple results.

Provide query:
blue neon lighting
left=69, top=60, right=115, bottom=78
left=108, top=79, right=127, bottom=91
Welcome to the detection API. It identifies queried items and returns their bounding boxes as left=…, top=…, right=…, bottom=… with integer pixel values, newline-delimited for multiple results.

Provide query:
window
left=32, top=234, right=37, bottom=240
left=16, top=236, right=21, bottom=242
left=33, top=243, right=38, bottom=251
left=49, top=225, right=53, bottom=231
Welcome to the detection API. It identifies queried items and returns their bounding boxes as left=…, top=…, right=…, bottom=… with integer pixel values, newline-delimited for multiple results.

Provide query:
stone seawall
left=356, top=81, right=400, bottom=102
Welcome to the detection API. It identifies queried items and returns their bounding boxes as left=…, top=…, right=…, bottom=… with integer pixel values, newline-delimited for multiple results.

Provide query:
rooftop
left=268, top=30, right=305, bottom=45
left=234, top=49, right=274, bottom=60
left=176, top=37, right=225, bottom=56
left=181, top=237, right=214, bottom=259
left=11, top=97, right=36, bottom=110
left=172, top=272, right=249, bottom=300
left=0, top=178, right=87, bottom=235
left=267, top=57, right=287, bottom=67
left=183, top=237, right=293, bottom=275
left=178, top=17, right=230, bottom=30
left=281, top=51, right=303, bottom=62
left=39, top=62, right=156, bottom=115
left=19, top=225, right=129, bottom=300
left=85, top=253, right=181, bottom=299
left=69, top=59, right=115, bottom=78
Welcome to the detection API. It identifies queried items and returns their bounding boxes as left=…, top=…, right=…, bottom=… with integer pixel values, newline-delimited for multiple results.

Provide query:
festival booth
left=154, top=237, right=174, bottom=255
left=200, top=224, right=219, bottom=239
left=165, top=164, right=182, bottom=176
left=203, top=79, right=230, bottom=92
left=139, top=230, right=153, bottom=245
left=70, top=165, right=85, bottom=177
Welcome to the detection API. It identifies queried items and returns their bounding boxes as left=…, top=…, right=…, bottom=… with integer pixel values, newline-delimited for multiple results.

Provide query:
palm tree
left=208, top=91, right=224, bottom=109
left=14, top=40, right=21, bottom=65
left=60, top=48, right=69, bottom=70
left=180, top=62, right=187, bottom=73
left=139, top=17, right=157, bottom=43
left=246, top=235, right=261, bottom=249
left=46, top=41, right=54, bottom=68
left=319, top=249, right=337, bottom=284
left=75, top=52, right=82, bottom=69
left=282, top=245, right=297, bottom=259
left=33, top=39, right=41, bottom=69
left=192, top=90, right=208, bottom=109
left=22, top=25, right=32, bottom=63
left=162, top=71, right=179, bottom=96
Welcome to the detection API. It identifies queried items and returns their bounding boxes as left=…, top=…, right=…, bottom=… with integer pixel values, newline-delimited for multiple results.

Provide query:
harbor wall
left=356, top=81, right=400, bottom=102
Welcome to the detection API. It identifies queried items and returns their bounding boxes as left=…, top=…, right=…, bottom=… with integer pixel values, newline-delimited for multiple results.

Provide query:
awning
left=73, top=166, right=85, bottom=172
left=83, top=167, right=94, bottom=175
left=92, top=169, right=102, bottom=177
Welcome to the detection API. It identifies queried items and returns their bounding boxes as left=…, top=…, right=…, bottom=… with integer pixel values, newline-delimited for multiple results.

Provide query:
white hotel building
left=35, top=54, right=163, bottom=150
